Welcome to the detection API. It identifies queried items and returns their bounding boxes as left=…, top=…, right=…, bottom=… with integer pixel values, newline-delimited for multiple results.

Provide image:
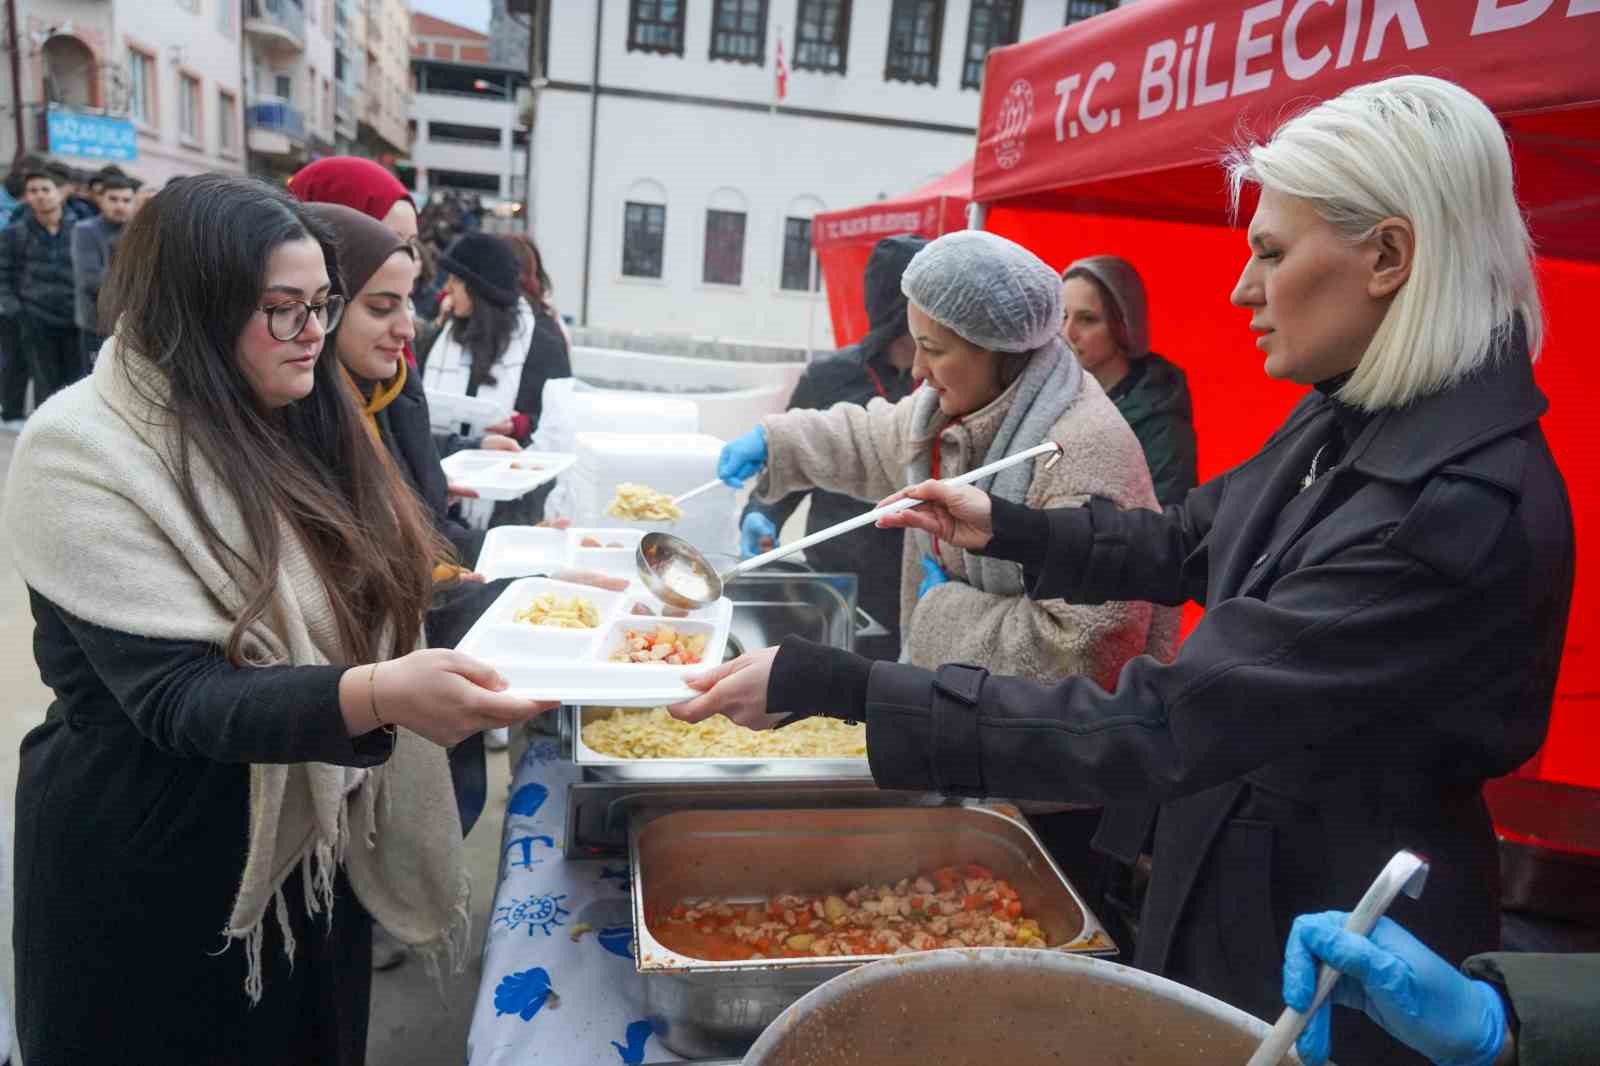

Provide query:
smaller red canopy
left=813, top=162, right=973, bottom=349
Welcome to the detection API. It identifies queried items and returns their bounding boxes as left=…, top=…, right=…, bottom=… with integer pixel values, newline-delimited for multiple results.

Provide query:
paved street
left=0, top=427, right=511, bottom=1064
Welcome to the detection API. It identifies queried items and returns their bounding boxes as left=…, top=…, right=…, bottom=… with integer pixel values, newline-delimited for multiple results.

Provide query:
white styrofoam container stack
left=571, top=432, right=739, bottom=560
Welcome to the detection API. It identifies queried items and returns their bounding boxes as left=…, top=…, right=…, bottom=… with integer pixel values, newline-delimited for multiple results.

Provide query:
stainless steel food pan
left=628, top=804, right=1115, bottom=1060
left=567, top=572, right=870, bottom=783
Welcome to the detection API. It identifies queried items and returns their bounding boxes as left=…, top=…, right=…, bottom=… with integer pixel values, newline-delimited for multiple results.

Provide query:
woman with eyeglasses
left=2, top=175, right=558, bottom=1064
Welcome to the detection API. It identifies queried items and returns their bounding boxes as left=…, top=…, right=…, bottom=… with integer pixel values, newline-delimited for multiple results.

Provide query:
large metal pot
left=742, top=948, right=1308, bottom=1066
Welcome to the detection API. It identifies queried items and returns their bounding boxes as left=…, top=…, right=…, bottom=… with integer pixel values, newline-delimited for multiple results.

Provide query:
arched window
left=703, top=187, right=748, bottom=286
left=42, top=34, right=97, bottom=110
left=780, top=195, right=825, bottom=292
left=622, top=179, right=668, bottom=279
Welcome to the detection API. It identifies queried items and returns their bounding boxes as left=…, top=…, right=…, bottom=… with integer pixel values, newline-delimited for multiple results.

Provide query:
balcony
left=245, top=0, right=306, bottom=52
left=246, top=96, right=307, bottom=157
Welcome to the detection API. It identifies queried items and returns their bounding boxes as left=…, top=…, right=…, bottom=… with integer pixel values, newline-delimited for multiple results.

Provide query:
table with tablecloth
left=466, top=737, right=685, bottom=1066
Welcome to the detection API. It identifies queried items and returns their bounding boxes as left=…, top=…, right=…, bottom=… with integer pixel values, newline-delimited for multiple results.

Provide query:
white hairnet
left=901, top=230, right=1063, bottom=353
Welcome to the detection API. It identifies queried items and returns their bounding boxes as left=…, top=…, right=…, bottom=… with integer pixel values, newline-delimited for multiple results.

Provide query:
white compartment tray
left=475, top=524, right=644, bottom=581
left=455, top=575, right=733, bottom=707
left=439, top=449, right=576, bottom=502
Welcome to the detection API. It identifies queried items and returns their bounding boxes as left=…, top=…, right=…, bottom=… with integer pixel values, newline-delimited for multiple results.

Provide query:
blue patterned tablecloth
left=466, top=740, right=684, bottom=1066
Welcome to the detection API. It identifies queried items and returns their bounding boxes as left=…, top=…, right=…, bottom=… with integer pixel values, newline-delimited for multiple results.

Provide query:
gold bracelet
left=368, top=662, right=384, bottom=728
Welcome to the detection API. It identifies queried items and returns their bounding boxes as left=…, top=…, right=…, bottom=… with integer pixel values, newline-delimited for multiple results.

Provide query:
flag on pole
left=775, top=27, right=789, bottom=104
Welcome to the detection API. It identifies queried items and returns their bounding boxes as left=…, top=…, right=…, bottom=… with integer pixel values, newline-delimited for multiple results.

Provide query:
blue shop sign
left=47, top=110, right=138, bottom=162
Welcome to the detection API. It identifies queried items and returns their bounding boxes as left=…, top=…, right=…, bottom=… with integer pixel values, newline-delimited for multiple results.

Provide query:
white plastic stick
left=671, top=478, right=725, bottom=507
left=1245, top=850, right=1430, bottom=1066
left=727, top=441, right=1063, bottom=579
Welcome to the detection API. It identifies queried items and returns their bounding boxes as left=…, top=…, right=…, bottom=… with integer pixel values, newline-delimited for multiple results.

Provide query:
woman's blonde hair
left=1226, top=75, right=1541, bottom=411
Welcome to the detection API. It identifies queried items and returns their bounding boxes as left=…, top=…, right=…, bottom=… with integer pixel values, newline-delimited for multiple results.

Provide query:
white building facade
left=526, top=0, right=1122, bottom=350
left=0, top=0, right=249, bottom=186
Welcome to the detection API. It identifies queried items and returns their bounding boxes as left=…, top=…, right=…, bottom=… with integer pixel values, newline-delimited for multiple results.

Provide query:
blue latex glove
left=717, top=426, right=768, bottom=488
left=1285, top=913, right=1508, bottom=1066
left=917, top=555, right=949, bottom=599
left=740, top=512, right=778, bottom=559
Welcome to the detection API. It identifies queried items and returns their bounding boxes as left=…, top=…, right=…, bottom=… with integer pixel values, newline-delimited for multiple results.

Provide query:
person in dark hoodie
left=71, top=173, right=137, bottom=365
left=0, top=164, right=87, bottom=406
left=734, top=234, right=926, bottom=661
left=1061, top=256, right=1198, bottom=507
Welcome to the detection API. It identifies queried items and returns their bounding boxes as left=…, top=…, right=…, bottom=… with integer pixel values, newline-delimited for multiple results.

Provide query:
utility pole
left=7, top=0, right=25, bottom=158
left=521, top=0, right=541, bottom=234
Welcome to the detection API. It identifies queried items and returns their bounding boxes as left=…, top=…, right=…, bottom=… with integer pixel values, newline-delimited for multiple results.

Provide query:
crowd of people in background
left=0, top=156, right=151, bottom=428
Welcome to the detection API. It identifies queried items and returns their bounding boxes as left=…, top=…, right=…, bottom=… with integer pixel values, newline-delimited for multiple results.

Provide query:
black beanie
left=439, top=231, right=519, bottom=308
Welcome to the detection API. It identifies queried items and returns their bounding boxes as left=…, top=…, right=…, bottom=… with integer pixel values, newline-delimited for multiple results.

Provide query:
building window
left=962, top=0, right=1020, bottom=89
left=627, top=0, right=685, bottom=56
left=702, top=209, right=746, bottom=286
left=794, top=0, right=850, bottom=73
left=219, top=0, right=236, bottom=35
left=274, top=73, right=293, bottom=101
left=710, top=0, right=767, bottom=65
left=885, top=0, right=944, bottom=86
left=780, top=217, right=819, bottom=292
left=623, top=201, right=667, bottom=278
left=218, top=89, right=237, bottom=152
left=178, top=74, right=201, bottom=143
left=427, top=121, right=501, bottom=146
left=126, top=48, right=155, bottom=125
left=1065, top=0, right=1116, bottom=24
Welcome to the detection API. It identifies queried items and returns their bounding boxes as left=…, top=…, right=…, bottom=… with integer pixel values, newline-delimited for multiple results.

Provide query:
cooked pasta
left=581, top=707, right=866, bottom=760
left=606, top=483, right=683, bottom=522
left=514, top=592, right=601, bottom=629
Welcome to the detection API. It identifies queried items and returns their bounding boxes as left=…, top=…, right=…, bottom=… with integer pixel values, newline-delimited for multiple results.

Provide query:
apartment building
left=244, top=0, right=337, bottom=180
left=358, top=0, right=410, bottom=158
left=0, top=0, right=248, bottom=186
left=405, top=12, right=528, bottom=209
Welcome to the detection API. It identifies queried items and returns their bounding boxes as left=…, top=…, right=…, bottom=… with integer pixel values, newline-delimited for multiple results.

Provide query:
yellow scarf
left=345, top=362, right=468, bottom=583
left=349, top=360, right=407, bottom=441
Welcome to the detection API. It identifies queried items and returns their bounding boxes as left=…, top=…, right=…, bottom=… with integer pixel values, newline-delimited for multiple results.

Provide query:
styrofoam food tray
left=439, top=450, right=576, bottom=502
left=455, top=575, right=733, bottom=706
left=475, top=525, right=644, bottom=581
left=426, top=389, right=508, bottom=435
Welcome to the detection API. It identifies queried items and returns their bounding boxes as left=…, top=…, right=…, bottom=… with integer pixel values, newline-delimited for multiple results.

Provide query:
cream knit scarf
left=3, top=334, right=470, bottom=1001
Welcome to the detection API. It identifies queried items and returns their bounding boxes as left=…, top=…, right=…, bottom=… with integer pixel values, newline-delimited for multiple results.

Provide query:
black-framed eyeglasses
left=259, top=295, right=346, bottom=342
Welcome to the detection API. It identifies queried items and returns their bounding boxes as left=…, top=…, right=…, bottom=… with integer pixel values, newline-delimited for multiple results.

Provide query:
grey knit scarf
left=906, top=337, right=1082, bottom=596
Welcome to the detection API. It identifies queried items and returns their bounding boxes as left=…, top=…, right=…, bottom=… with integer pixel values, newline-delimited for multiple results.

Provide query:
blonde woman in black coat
left=669, top=76, right=1574, bottom=1066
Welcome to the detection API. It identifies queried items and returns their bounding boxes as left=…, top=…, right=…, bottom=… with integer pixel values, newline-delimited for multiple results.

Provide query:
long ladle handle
left=725, top=441, right=1062, bottom=579
left=1244, top=850, right=1430, bottom=1066
left=671, top=478, right=724, bottom=506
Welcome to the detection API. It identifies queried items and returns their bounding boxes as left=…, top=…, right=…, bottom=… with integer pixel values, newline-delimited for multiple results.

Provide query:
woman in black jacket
left=667, top=76, right=1574, bottom=1066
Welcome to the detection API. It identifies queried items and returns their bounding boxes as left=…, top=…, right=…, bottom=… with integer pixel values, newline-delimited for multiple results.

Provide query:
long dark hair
left=100, top=174, right=443, bottom=665
left=503, top=233, right=553, bottom=316
left=452, top=279, right=520, bottom=392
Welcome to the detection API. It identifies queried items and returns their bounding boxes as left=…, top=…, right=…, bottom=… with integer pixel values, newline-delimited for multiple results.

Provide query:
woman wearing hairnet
left=717, top=230, right=1175, bottom=690
left=678, top=76, right=1574, bottom=1066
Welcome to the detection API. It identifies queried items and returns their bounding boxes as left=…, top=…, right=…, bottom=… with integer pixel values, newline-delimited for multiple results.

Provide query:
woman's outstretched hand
left=342, top=649, right=558, bottom=747
left=667, top=647, right=786, bottom=730
left=875, top=480, right=994, bottom=551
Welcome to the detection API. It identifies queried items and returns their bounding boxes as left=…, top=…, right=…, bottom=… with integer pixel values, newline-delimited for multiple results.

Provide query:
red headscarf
left=288, top=156, right=414, bottom=221
left=289, top=157, right=419, bottom=366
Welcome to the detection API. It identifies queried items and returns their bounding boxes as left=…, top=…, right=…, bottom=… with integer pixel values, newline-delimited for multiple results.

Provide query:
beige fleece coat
left=758, top=373, right=1179, bottom=689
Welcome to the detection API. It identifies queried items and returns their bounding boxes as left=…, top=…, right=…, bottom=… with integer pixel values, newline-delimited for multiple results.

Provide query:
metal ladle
left=636, top=441, right=1064, bottom=610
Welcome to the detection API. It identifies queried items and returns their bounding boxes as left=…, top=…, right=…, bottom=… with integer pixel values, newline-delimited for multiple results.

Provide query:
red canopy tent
left=813, top=161, right=973, bottom=348
left=972, top=0, right=1600, bottom=789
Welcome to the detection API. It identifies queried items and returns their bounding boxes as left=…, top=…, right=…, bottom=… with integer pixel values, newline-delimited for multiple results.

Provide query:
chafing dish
left=627, top=804, right=1115, bottom=1060
left=565, top=571, right=871, bottom=783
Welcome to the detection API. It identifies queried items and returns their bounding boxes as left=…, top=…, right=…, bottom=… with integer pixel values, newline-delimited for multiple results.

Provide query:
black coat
left=0, top=211, right=80, bottom=327
left=849, top=336, right=1573, bottom=1063
left=14, top=591, right=386, bottom=1063
left=744, top=345, right=915, bottom=660
left=372, top=367, right=479, bottom=565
